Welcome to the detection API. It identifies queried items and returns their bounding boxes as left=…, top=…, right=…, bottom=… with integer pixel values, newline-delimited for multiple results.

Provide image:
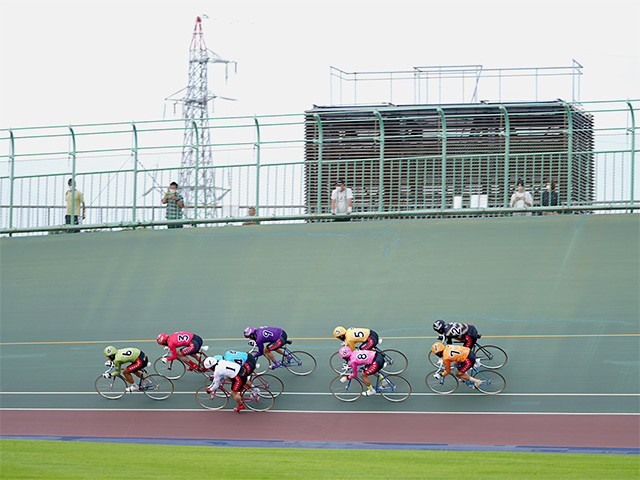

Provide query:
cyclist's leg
left=124, top=353, right=148, bottom=387
left=361, top=352, right=384, bottom=393
left=456, top=352, right=481, bottom=385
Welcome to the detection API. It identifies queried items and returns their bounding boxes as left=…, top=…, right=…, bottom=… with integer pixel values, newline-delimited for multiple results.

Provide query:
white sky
left=0, top=0, right=639, bottom=130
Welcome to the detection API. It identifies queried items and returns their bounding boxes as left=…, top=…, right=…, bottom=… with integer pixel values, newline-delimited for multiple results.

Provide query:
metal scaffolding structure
left=165, top=16, right=236, bottom=218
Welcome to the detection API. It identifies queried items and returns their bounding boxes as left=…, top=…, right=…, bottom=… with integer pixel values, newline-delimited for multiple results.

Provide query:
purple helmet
left=243, top=326, right=256, bottom=338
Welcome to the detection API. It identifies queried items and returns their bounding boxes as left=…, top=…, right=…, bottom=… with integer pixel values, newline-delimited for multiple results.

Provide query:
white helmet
left=203, top=356, right=219, bottom=370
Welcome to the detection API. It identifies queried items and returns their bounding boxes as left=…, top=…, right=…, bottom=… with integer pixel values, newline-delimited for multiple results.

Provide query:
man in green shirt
left=161, top=182, right=185, bottom=229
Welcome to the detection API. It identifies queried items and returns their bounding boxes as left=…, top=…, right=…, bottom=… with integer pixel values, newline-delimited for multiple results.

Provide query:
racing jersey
left=112, top=348, right=142, bottom=375
left=442, top=345, right=471, bottom=375
left=208, top=359, right=241, bottom=391
left=344, top=327, right=371, bottom=351
left=346, top=349, right=376, bottom=379
left=442, top=323, right=472, bottom=344
left=166, top=332, right=195, bottom=361
left=254, top=326, right=283, bottom=356
left=224, top=350, right=249, bottom=365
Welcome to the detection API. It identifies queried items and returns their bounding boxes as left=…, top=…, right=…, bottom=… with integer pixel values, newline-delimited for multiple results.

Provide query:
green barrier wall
left=1, top=214, right=638, bottom=413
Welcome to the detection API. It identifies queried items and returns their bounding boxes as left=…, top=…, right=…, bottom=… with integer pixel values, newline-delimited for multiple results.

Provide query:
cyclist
left=156, top=331, right=205, bottom=371
left=333, top=326, right=380, bottom=352
left=432, top=320, right=481, bottom=349
left=338, top=345, right=385, bottom=396
left=103, top=346, right=149, bottom=392
left=244, top=326, right=289, bottom=370
left=203, top=355, right=257, bottom=413
left=430, top=342, right=483, bottom=388
left=224, top=349, right=252, bottom=369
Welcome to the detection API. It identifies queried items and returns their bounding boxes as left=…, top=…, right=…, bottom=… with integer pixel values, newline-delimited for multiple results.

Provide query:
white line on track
left=0, top=391, right=638, bottom=396
left=1, top=407, right=638, bottom=415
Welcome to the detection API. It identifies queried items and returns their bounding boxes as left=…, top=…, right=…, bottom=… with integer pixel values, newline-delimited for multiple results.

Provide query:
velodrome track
left=1, top=215, right=638, bottom=452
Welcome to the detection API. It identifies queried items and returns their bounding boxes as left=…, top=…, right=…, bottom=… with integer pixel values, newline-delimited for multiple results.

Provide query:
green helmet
left=103, top=346, right=117, bottom=357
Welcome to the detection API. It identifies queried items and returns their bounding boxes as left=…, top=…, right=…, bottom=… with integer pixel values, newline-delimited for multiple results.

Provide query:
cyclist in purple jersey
left=244, top=326, right=289, bottom=370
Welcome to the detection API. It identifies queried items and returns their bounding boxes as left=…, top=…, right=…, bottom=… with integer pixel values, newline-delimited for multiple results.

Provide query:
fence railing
left=1, top=99, right=637, bottom=236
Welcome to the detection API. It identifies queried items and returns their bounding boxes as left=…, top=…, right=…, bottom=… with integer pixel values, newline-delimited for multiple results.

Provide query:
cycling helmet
left=333, top=326, right=347, bottom=339
left=243, top=326, right=256, bottom=338
left=431, top=342, right=445, bottom=355
left=157, top=333, right=169, bottom=345
left=203, top=356, right=219, bottom=370
left=432, top=320, right=446, bottom=334
left=338, top=346, right=352, bottom=359
left=103, top=346, right=117, bottom=357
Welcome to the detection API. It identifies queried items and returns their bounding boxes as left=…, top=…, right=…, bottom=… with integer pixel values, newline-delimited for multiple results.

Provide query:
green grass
left=1, top=440, right=638, bottom=480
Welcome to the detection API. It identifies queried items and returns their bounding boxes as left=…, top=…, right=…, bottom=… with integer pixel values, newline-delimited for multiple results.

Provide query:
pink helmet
left=339, top=346, right=352, bottom=359
left=157, top=333, right=169, bottom=345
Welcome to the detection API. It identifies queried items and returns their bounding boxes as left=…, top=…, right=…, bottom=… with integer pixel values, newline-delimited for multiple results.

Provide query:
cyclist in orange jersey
left=431, top=342, right=483, bottom=388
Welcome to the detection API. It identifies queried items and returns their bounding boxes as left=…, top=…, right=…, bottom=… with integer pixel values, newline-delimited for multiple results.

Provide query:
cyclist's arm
left=112, top=361, right=123, bottom=376
left=442, top=360, right=451, bottom=376
left=166, top=341, right=179, bottom=361
left=348, top=360, right=358, bottom=379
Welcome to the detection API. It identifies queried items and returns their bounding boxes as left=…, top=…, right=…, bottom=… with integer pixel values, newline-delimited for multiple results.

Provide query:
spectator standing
left=541, top=180, right=560, bottom=215
left=330, top=178, right=353, bottom=221
left=65, top=178, right=86, bottom=230
left=242, top=207, right=259, bottom=225
left=510, top=179, right=533, bottom=217
left=162, top=182, right=185, bottom=229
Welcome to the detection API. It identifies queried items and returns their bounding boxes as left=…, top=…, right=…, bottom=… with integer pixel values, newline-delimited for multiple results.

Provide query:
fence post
left=627, top=100, right=636, bottom=204
left=191, top=120, right=200, bottom=219
left=131, top=122, right=139, bottom=222
left=436, top=108, right=447, bottom=209
left=8, top=129, right=15, bottom=229
left=312, top=113, right=323, bottom=214
left=68, top=126, right=77, bottom=227
left=499, top=106, right=511, bottom=208
left=253, top=116, right=261, bottom=215
left=561, top=102, right=573, bottom=207
left=374, top=110, right=385, bottom=212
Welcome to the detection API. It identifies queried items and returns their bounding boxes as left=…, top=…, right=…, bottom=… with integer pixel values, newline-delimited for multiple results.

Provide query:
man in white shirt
left=203, top=355, right=257, bottom=413
left=510, top=179, right=533, bottom=217
left=330, top=178, right=353, bottom=220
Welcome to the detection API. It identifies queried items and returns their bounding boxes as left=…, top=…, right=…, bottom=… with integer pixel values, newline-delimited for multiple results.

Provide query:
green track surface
left=1, top=215, right=639, bottom=413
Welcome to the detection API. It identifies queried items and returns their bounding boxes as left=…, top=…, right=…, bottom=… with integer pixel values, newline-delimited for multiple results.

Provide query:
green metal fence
left=1, top=100, right=637, bottom=235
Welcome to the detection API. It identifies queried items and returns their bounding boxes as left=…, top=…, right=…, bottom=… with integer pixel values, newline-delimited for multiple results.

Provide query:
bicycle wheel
left=284, top=351, right=317, bottom=376
left=141, top=374, right=174, bottom=400
left=243, top=386, right=275, bottom=411
left=153, top=357, right=186, bottom=380
left=330, top=376, right=363, bottom=402
left=252, top=374, right=284, bottom=398
left=253, top=358, right=270, bottom=375
left=428, top=351, right=440, bottom=367
left=474, top=370, right=506, bottom=395
left=425, top=370, right=459, bottom=394
left=378, top=375, right=411, bottom=402
left=475, top=345, right=508, bottom=369
left=330, top=351, right=348, bottom=374
left=380, top=349, right=408, bottom=375
left=95, top=375, right=127, bottom=400
left=196, top=386, right=229, bottom=410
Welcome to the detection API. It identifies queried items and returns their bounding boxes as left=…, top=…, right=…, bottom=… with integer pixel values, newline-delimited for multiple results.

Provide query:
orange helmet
left=431, top=342, right=445, bottom=355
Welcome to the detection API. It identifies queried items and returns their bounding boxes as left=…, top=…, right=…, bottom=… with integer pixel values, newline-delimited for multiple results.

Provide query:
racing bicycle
left=195, top=382, right=275, bottom=411
left=425, top=359, right=506, bottom=395
left=95, top=363, right=174, bottom=400
left=329, top=364, right=411, bottom=402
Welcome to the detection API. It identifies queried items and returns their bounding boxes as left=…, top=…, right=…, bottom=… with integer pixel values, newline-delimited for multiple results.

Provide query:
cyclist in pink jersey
left=339, top=346, right=385, bottom=396
left=156, top=331, right=204, bottom=371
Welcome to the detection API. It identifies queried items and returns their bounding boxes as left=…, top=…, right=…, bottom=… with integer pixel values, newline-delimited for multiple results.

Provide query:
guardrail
left=1, top=99, right=637, bottom=236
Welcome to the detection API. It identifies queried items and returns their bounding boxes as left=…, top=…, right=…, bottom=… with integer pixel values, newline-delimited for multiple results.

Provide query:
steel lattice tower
left=167, top=16, right=236, bottom=219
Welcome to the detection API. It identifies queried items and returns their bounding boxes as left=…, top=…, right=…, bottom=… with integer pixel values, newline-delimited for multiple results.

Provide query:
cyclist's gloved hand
left=103, top=372, right=111, bottom=378
left=433, top=373, right=441, bottom=380
left=161, top=357, right=168, bottom=364
left=437, top=334, right=445, bottom=341
left=341, top=341, right=347, bottom=347
left=104, top=360, right=112, bottom=367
